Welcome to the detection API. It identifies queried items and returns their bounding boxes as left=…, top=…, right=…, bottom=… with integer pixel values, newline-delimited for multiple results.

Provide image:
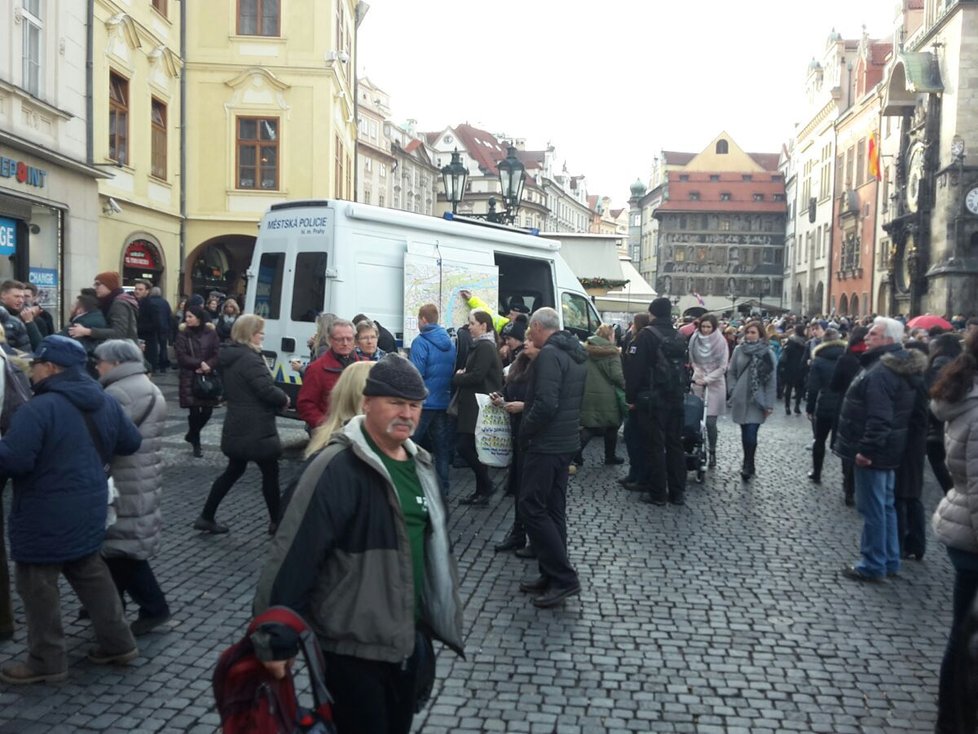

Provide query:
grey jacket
left=100, top=361, right=167, bottom=560
left=727, top=341, right=777, bottom=425
left=932, top=383, right=978, bottom=553
left=254, top=416, right=464, bottom=663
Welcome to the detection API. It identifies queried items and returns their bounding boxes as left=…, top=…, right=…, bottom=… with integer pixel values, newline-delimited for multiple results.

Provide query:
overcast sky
left=358, top=1, right=901, bottom=207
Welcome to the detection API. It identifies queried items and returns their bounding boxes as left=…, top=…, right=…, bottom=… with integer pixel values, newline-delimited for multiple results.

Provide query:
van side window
left=560, top=292, right=598, bottom=339
left=292, top=252, right=327, bottom=322
left=255, top=253, right=285, bottom=319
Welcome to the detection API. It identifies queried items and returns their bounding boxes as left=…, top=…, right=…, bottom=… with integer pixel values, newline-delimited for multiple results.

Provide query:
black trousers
left=323, top=631, right=424, bottom=734
left=784, top=382, right=803, bottom=412
left=811, top=415, right=836, bottom=477
left=103, top=556, right=170, bottom=619
left=575, top=426, right=619, bottom=465
left=202, top=457, right=280, bottom=523
left=643, top=404, right=685, bottom=499
left=456, top=432, right=493, bottom=497
left=895, top=496, right=926, bottom=559
left=187, top=406, right=213, bottom=441
left=927, top=440, right=954, bottom=493
left=519, top=451, right=578, bottom=588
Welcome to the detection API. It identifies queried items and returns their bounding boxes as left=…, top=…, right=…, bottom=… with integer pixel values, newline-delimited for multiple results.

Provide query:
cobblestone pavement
left=0, top=373, right=954, bottom=733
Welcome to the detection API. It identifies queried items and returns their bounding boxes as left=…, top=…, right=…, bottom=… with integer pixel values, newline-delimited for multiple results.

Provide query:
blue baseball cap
left=32, top=335, right=87, bottom=368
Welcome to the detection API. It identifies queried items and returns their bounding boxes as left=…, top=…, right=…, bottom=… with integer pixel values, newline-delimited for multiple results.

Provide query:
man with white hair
left=834, top=316, right=926, bottom=582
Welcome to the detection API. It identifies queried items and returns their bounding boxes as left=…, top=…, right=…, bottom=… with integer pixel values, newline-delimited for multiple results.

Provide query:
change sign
left=0, top=217, right=15, bottom=256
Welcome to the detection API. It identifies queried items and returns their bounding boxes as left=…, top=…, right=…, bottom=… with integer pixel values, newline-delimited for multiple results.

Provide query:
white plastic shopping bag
left=474, top=393, right=512, bottom=468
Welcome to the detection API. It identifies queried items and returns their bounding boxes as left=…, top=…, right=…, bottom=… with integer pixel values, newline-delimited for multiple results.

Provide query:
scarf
left=741, top=339, right=773, bottom=404
left=331, top=349, right=359, bottom=369
left=475, top=331, right=496, bottom=344
left=689, top=329, right=726, bottom=368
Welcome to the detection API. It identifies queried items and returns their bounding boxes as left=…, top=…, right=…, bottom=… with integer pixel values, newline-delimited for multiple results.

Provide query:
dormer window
left=716, top=139, right=729, bottom=154
left=720, top=192, right=731, bottom=201
left=753, top=193, right=764, bottom=202
left=689, top=191, right=700, bottom=201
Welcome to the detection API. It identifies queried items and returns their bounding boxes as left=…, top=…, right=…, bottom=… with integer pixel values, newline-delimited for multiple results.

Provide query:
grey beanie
left=362, top=353, right=429, bottom=401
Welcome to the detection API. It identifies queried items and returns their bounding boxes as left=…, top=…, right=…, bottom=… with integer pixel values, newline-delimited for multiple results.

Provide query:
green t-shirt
left=361, top=426, right=429, bottom=618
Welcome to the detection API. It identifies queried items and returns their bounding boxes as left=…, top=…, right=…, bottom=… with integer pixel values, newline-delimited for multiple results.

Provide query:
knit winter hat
left=362, top=353, right=428, bottom=401
left=649, top=297, right=672, bottom=318
left=94, top=271, right=121, bottom=292
left=501, top=319, right=527, bottom=342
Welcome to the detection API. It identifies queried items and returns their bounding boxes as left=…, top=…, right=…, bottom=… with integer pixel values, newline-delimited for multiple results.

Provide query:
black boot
left=746, top=443, right=756, bottom=478
left=494, top=521, right=526, bottom=553
left=706, top=422, right=718, bottom=468
left=741, top=443, right=756, bottom=480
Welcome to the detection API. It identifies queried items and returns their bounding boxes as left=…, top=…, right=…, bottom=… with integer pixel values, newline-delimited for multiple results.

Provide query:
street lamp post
left=440, top=144, right=527, bottom=225
left=728, top=292, right=738, bottom=317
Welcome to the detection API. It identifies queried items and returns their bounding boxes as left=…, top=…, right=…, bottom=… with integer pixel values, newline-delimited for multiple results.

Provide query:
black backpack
left=644, top=325, right=689, bottom=401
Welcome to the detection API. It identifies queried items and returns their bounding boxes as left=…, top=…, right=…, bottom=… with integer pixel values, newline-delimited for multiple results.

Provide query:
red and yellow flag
left=868, top=134, right=880, bottom=180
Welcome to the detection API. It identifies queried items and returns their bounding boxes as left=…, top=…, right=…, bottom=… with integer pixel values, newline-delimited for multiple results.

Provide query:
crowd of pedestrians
left=7, top=273, right=978, bottom=732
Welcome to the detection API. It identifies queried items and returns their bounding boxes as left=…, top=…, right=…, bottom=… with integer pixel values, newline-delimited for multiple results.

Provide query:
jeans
left=519, top=451, right=578, bottom=589
left=16, top=553, right=135, bottom=673
left=412, top=409, right=453, bottom=498
left=623, top=410, right=650, bottom=484
left=853, top=466, right=900, bottom=578
left=104, top=556, right=170, bottom=620
left=202, top=457, right=281, bottom=523
left=937, top=546, right=978, bottom=733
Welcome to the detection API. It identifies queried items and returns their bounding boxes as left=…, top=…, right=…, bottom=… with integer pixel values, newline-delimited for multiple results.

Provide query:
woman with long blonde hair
left=193, top=314, right=290, bottom=535
left=305, top=361, right=374, bottom=457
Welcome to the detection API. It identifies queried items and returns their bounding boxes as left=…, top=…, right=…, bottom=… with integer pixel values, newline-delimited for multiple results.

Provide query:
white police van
left=243, top=199, right=601, bottom=408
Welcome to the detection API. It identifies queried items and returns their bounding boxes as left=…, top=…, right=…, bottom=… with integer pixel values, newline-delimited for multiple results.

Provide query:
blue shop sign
left=0, top=217, right=15, bottom=256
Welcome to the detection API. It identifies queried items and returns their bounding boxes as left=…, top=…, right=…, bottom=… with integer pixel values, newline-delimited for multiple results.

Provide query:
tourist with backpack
left=624, top=297, right=689, bottom=506
left=727, top=320, right=777, bottom=481
left=254, top=355, right=463, bottom=733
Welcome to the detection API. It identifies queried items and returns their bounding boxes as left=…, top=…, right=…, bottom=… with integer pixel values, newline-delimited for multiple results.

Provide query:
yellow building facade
left=93, top=0, right=183, bottom=299
left=183, top=0, right=359, bottom=299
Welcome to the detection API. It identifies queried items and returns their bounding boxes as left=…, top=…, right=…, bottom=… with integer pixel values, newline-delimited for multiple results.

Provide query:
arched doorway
left=850, top=293, right=859, bottom=317
left=794, top=283, right=803, bottom=313
left=184, top=234, right=256, bottom=301
left=813, top=282, right=824, bottom=315
left=122, top=236, right=166, bottom=290
left=877, top=282, right=889, bottom=315
left=838, top=293, right=848, bottom=316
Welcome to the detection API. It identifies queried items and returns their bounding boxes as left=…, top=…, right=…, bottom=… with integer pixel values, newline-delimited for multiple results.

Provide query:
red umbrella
left=906, top=314, right=952, bottom=331
left=679, top=321, right=698, bottom=337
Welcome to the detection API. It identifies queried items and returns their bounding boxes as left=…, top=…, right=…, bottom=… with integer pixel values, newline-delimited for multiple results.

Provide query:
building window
left=236, top=117, right=279, bottom=190
left=720, top=192, right=731, bottom=201
left=237, top=0, right=280, bottom=36
left=22, top=0, right=43, bottom=97
left=689, top=191, right=700, bottom=201
left=378, top=193, right=385, bottom=208
left=773, top=193, right=785, bottom=202
left=151, top=0, right=167, bottom=16
left=679, top=174, right=689, bottom=182
left=363, top=158, right=372, bottom=173
left=716, top=140, right=728, bottom=154
left=150, top=99, right=167, bottom=179
left=109, top=72, right=129, bottom=165
left=742, top=174, right=753, bottom=182
left=719, top=217, right=731, bottom=231
left=380, top=163, right=387, bottom=178
left=363, top=188, right=371, bottom=205
left=753, top=193, right=764, bottom=202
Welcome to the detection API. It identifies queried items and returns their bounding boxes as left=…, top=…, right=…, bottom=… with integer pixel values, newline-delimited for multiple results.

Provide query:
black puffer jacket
left=780, top=335, right=808, bottom=387
left=520, top=331, right=587, bottom=454
left=833, top=345, right=928, bottom=469
left=218, top=342, right=289, bottom=461
left=925, top=354, right=955, bottom=444
left=804, top=339, right=846, bottom=418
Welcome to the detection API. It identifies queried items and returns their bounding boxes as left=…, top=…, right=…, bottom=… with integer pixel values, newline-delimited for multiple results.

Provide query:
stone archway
left=839, top=293, right=848, bottom=316
left=183, top=234, right=256, bottom=300
left=850, top=293, right=859, bottom=317
left=813, top=282, right=824, bottom=315
left=877, top=282, right=889, bottom=315
left=794, top=283, right=803, bottom=313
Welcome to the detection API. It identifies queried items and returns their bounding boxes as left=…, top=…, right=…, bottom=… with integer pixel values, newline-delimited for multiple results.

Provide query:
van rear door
left=403, top=242, right=498, bottom=347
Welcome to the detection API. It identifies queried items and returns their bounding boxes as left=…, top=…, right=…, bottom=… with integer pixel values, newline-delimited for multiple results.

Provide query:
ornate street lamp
left=440, top=149, right=468, bottom=215
left=496, top=145, right=527, bottom=224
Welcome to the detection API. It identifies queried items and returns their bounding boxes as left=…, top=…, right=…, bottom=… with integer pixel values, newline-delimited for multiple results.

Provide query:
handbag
left=193, top=372, right=224, bottom=401
left=445, top=391, right=459, bottom=418
left=473, top=393, right=512, bottom=467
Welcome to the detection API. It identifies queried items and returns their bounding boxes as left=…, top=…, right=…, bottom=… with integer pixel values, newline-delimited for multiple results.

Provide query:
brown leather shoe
left=0, top=661, right=68, bottom=684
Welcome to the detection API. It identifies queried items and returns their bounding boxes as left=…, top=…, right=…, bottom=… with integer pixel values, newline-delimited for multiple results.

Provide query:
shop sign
left=28, top=267, right=58, bottom=309
left=0, top=217, right=15, bottom=256
left=0, top=155, right=47, bottom=188
left=123, top=240, right=161, bottom=270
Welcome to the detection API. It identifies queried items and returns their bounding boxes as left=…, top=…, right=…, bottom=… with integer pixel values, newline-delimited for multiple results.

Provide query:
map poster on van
left=403, top=253, right=498, bottom=348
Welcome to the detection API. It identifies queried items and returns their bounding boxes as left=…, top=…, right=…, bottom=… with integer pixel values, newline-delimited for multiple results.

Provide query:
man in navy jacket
left=0, top=335, right=142, bottom=684
left=409, top=303, right=457, bottom=497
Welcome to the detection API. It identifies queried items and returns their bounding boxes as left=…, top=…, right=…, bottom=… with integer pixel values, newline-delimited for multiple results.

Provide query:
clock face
left=966, top=187, right=978, bottom=215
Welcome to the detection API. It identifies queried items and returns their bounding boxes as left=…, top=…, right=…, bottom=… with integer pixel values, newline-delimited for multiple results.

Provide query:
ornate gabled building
left=878, top=0, right=978, bottom=316
left=830, top=33, right=891, bottom=317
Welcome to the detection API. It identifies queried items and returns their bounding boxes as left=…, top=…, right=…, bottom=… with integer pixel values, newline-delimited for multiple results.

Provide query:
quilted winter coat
left=100, top=361, right=167, bottom=560
left=579, top=336, right=625, bottom=428
left=932, top=381, right=978, bottom=552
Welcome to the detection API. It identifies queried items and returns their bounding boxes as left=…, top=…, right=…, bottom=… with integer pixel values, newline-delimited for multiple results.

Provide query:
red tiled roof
left=748, top=153, right=781, bottom=171
left=453, top=123, right=510, bottom=175
left=403, top=139, right=422, bottom=154
left=908, top=0, right=923, bottom=8
left=869, top=41, right=892, bottom=65
left=662, top=151, right=696, bottom=165
left=423, top=131, right=440, bottom=145
left=587, top=195, right=599, bottom=209
left=610, top=208, right=624, bottom=218
left=515, top=150, right=545, bottom=170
